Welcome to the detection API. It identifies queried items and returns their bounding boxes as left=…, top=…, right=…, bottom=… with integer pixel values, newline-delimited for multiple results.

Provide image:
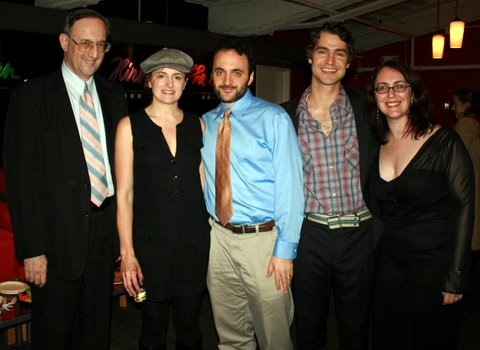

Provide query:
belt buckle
left=229, top=223, right=248, bottom=234
left=341, top=214, right=360, bottom=228
left=326, top=214, right=361, bottom=228
left=326, top=215, right=341, bottom=229
left=229, top=224, right=241, bottom=233
left=349, top=214, right=361, bottom=227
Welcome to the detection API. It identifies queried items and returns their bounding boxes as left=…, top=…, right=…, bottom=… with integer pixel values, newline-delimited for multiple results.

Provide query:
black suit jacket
left=281, top=89, right=383, bottom=243
left=3, top=68, right=128, bottom=279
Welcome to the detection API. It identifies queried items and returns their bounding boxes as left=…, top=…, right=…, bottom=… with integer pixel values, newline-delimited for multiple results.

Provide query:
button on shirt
left=201, top=89, right=304, bottom=259
left=298, top=85, right=366, bottom=215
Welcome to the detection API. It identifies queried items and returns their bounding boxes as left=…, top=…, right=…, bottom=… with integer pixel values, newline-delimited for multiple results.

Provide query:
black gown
left=129, top=109, right=210, bottom=302
left=369, top=127, right=474, bottom=350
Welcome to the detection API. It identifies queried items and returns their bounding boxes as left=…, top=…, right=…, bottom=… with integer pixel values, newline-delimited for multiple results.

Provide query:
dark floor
left=110, top=292, right=218, bottom=350
left=5, top=256, right=480, bottom=350
left=110, top=254, right=480, bottom=350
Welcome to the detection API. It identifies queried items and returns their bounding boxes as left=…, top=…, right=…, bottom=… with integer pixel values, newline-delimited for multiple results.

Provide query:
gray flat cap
left=140, top=48, right=194, bottom=74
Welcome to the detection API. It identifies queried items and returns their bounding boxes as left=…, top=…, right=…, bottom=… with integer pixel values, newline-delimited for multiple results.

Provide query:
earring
left=376, top=108, right=380, bottom=120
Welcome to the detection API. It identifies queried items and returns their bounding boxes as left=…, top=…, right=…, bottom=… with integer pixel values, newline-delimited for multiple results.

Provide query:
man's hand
left=24, top=255, right=48, bottom=287
left=266, top=256, right=293, bottom=293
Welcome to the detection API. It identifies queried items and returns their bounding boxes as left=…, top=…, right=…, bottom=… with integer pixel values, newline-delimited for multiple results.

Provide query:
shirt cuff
left=273, top=240, right=298, bottom=260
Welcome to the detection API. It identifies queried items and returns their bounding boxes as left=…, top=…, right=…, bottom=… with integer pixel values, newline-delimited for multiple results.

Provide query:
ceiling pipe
left=34, top=0, right=101, bottom=9
left=357, top=64, right=480, bottom=72
left=284, top=0, right=411, bottom=38
left=137, top=0, right=141, bottom=22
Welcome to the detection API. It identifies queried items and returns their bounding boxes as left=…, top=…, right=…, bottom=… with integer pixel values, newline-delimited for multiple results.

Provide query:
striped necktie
left=215, top=108, right=233, bottom=225
left=79, top=83, right=109, bottom=206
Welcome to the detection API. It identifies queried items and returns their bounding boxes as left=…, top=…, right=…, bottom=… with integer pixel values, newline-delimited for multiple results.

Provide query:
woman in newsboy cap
left=115, top=48, right=209, bottom=350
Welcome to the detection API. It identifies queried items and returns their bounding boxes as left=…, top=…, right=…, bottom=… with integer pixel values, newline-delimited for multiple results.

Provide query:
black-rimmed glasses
left=374, top=82, right=410, bottom=94
left=67, top=35, right=111, bottom=53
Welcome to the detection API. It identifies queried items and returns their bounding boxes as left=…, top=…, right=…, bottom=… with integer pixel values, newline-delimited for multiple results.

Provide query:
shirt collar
left=298, top=84, right=349, bottom=114
left=61, top=61, right=94, bottom=96
left=215, top=89, right=254, bottom=120
left=298, top=86, right=312, bottom=112
left=335, top=85, right=349, bottom=112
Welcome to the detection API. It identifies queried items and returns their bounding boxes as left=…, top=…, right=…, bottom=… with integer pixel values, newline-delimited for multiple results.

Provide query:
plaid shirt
left=298, top=85, right=366, bottom=215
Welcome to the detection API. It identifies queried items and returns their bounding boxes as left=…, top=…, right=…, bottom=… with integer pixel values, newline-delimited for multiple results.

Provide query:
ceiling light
left=432, top=0, right=444, bottom=59
left=449, top=0, right=464, bottom=48
left=432, top=34, right=445, bottom=59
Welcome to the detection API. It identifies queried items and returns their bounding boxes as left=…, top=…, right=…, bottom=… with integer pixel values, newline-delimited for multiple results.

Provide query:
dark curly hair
left=305, top=22, right=354, bottom=63
left=212, top=36, right=256, bottom=76
left=367, top=59, right=434, bottom=144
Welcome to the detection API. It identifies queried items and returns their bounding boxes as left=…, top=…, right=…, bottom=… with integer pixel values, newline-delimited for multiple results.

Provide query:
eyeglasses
left=67, top=35, right=111, bottom=53
left=374, top=82, right=410, bottom=94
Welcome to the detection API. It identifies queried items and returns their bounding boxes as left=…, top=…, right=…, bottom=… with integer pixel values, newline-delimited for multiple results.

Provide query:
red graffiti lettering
left=109, top=57, right=145, bottom=84
left=190, top=63, right=208, bottom=87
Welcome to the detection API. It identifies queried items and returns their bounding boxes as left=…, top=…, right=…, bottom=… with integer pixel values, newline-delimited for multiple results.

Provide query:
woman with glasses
left=366, top=59, right=474, bottom=350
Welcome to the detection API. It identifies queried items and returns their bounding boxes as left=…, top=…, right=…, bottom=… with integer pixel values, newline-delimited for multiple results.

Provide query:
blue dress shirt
left=201, top=90, right=304, bottom=259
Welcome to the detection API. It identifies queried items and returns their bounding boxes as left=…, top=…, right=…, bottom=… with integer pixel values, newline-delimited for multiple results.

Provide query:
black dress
left=129, top=109, right=210, bottom=302
left=369, top=127, right=474, bottom=350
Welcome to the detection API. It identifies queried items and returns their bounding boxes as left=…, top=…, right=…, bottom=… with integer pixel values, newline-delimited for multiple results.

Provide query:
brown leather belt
left=216, top=220, right=275, bottom=234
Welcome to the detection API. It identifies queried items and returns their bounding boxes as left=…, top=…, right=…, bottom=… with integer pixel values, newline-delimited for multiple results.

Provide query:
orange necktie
left=215, top=109, right=233, bottom=225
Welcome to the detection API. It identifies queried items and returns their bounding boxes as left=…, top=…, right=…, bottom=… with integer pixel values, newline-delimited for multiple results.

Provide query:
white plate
left=0, top=280, right=30, bottom=295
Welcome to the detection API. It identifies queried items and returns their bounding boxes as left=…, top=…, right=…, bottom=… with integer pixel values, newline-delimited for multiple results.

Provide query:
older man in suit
left=3, top=8, right=127, bottom=350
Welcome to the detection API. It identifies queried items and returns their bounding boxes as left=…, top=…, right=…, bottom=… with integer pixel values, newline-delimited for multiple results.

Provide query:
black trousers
left=30, top=205, right=116, bottom=350
left=140, top=293, right=204, bottom=348
left=293, top=218, right=375, bottom=350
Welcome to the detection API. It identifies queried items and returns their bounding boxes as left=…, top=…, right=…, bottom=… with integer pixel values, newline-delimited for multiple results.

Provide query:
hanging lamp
left=432, top=0, right=445, bottom=59
left=449, top=0, right=465, bottom=48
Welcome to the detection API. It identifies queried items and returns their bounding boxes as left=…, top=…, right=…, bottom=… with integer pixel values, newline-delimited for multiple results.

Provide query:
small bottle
left=134, top=288, right=147, bottom=303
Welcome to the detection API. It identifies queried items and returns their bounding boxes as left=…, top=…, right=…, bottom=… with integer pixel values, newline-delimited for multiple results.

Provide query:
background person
left=3, top=8, right=128, bottom=350
left=452, top=87, right=480, bottom=263
left=367, top=59, right=474, bottom=350
left=115, top=48, right=209, bottom=350
left=281, top=21, right=380, bottom=350
left=201, top=37, right=304, bottom=350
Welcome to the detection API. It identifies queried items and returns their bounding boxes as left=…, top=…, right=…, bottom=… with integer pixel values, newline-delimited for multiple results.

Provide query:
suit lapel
left=346, top=90, right=376, bottom=191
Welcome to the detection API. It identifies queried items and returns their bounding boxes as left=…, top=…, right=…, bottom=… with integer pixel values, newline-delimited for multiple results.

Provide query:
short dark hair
left=212, top=36, right=256, bottom=75
left=305, top=21, right=355, bottom=62
left=367, top=59, right=434, bottom=144
left=63, top=8, right=110, bottom=36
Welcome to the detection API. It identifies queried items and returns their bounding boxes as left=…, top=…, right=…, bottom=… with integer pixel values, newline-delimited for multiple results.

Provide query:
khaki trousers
left=207, top=219, right=294, bottom=350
